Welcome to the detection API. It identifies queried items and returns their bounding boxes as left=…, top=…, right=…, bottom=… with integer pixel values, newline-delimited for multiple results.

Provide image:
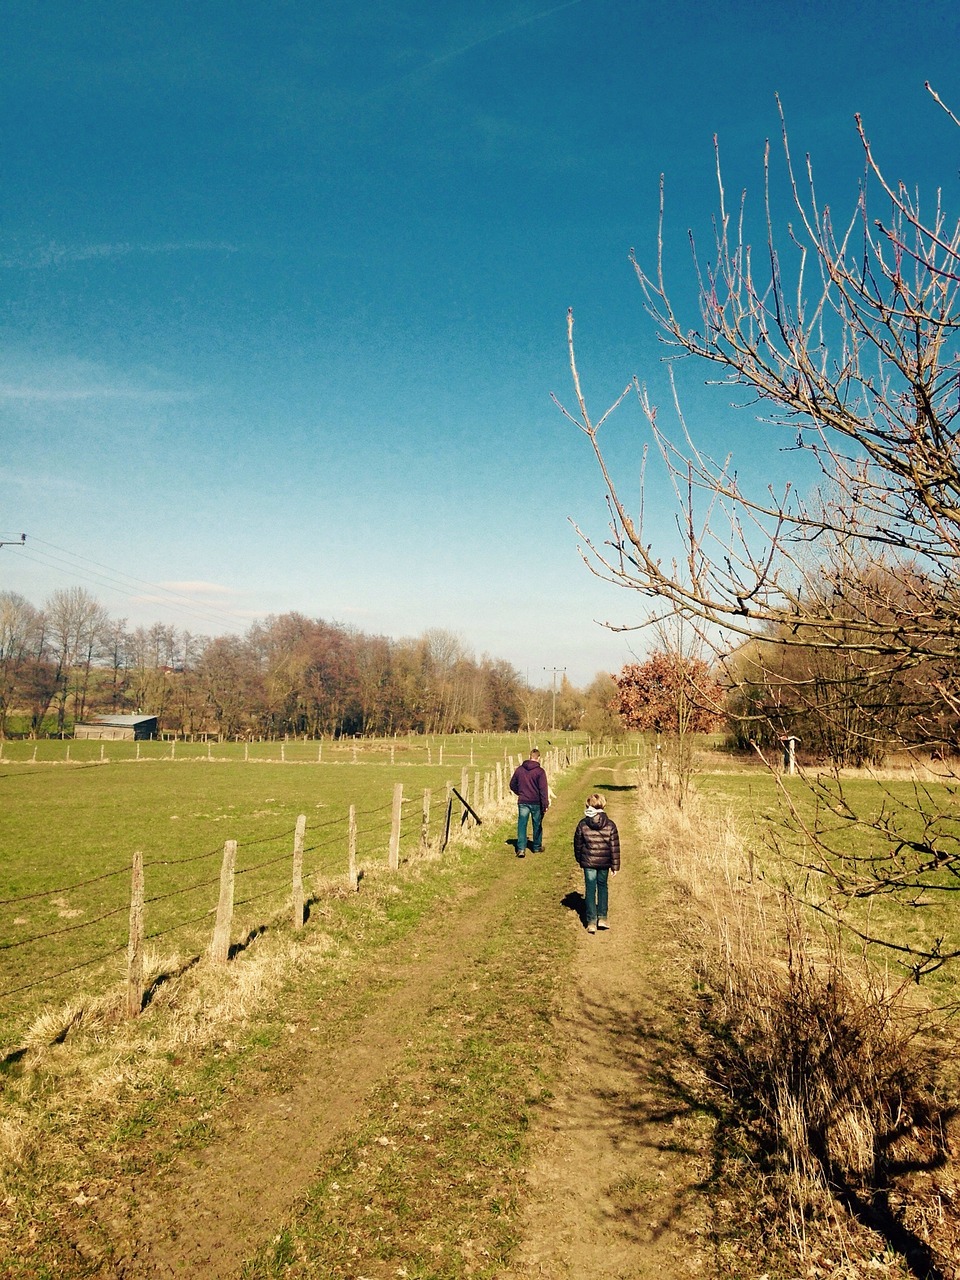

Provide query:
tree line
left=0, top=587, right=619, bottom=740
left=8, top=578, right=943, bottom=760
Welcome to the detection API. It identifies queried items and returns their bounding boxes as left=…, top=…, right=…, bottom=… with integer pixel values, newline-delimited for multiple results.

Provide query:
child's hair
left=586, top=792, right=606, bottom=809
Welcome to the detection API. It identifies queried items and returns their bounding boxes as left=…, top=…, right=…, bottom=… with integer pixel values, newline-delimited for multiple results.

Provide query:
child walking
left=573, top=793, right=620, bottom=935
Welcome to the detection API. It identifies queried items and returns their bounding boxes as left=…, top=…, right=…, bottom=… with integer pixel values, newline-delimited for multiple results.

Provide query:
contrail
left=416, top=0, right=587, bottom=74
left=372, top=0, right=588, bottom=97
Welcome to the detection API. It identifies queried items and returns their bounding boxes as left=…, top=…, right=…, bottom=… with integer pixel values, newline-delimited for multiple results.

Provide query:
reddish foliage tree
left=614, top=653, right=724, bottom=734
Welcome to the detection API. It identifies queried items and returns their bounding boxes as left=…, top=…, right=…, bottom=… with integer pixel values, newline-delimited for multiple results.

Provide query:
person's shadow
left=561, top=890, right=585, bottom=925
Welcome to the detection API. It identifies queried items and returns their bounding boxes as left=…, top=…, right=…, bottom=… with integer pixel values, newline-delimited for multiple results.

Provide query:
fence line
left=0, top=734, right=626, bottom=770
left=0, top=942, right=129, bottom=1002
left=0, top=741, right=602, bottom=1029
left=0, top=864, right=132, bottom=906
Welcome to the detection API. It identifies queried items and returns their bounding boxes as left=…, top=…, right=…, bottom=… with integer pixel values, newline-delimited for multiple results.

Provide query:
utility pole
left=543, top=666, right=565, bottom=733
left=0, top=534, right=25, bottom=550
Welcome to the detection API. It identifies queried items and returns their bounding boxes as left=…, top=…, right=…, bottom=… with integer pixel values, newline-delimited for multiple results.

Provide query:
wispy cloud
left=0, top=353, right=196, bottom=406
left=0, top=467, right=87, bottom=496
left=417, top=0, right=585, bottom=73
left=3, top=240, right=240, bottom=271
left=374, top=0, right=586, bottom=97
left=0, top=383, right=192, bottom=404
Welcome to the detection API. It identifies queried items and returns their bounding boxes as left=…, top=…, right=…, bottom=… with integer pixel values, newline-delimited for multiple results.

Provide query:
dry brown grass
left=636, top=779, right=960, bottom=1277
left=0, top=863, right=418, bottom=1211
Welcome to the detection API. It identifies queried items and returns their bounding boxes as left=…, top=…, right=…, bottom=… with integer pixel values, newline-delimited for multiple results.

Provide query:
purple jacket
left=510, top=758, right=549, bottom=810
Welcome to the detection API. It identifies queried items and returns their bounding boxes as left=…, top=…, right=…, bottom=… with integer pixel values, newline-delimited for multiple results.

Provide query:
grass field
left=696, top=761, right=960, bottom=1005
left=3, top=739, right=959, bottom=1276
left=0, top=749, right=615, bottom=1279
left=0, top=732, right=607, bottom=1048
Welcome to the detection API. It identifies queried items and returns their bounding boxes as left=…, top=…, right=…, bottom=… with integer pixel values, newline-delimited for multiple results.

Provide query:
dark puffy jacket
left=573, top=812, right=621, bottom=870
left=509, top=758, right=549, bottom=810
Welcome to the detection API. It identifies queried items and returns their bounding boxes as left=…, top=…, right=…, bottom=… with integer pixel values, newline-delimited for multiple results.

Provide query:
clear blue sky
left=1, top=0, right=957, bottom=685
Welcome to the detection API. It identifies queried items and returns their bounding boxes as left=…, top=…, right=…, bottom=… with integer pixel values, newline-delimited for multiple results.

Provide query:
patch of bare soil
left=504, top=763, right=710, bottom=1280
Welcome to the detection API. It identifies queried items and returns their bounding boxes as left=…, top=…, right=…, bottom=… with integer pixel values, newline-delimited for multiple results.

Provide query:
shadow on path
left=555, top=984, right=718, bottom=1251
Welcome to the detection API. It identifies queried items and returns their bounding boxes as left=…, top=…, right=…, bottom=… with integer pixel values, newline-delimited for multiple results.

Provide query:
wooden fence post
left=442, top=784, right=453, bottom=851
left=291, top=813, right=306, bottom=929
left=348, top=804, right=358, bottom=890
left=126, top=849, right=145, bottom=1019
left=421, top=788, right=431, bottom=849
left=211, top=840, right=237, bottom=964
left=389, top=782, right=403, bottom=870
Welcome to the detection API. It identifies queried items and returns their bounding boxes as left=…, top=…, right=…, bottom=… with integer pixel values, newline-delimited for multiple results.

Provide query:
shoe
left=516, top=850, right=526, bottom=858
left=530, top=847, right=542, bottom=853
left=597, top=918, right=609, bottom=930
left=587, top=922, right=597, bottom=935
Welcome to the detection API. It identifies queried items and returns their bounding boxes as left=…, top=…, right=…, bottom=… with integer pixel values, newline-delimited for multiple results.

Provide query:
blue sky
left=1, top=0, right=958, bottom=686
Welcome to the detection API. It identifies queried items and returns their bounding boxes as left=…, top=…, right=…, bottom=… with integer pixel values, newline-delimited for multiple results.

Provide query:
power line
left=9, top=535, right=254, bottom=632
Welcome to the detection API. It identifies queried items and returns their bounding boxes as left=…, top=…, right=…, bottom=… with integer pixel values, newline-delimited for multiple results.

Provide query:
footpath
left=503, top=758, right=709, bottom=1278
left=54, top=756, right=711, bottom=1279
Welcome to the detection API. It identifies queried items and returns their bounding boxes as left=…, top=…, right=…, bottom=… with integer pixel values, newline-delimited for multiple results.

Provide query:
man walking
left=509, top=747, right=549, bottom=856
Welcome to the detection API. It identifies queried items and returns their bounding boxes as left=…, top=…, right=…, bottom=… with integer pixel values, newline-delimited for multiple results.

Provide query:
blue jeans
left=517, top=803, right=543, bottom=852
left=582, top=867, right=609, bottom=924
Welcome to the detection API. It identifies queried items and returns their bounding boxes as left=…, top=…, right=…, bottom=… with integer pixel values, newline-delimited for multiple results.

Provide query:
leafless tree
left=98, top=616, right=130, bottom=713
left=557, top=88, right=960, bottom=975
left=0, top=592, right=43, bottom=737
left=44, top=587, right=109, bottom=734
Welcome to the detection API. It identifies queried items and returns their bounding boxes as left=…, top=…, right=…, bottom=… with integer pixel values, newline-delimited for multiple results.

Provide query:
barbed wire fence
left=0, top=742, right=603, bottom=1045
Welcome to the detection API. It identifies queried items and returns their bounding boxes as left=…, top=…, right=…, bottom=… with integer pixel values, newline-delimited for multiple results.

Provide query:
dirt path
left=505, top=761, right=709, bottom=1279
left=92, top=868, right=539, bottom=1278
left=75, top=760, right=710, bottom=1278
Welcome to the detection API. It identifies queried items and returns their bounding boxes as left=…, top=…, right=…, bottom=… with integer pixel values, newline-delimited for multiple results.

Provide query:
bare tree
left=0, top=592, right=43, bottom=737
left=99, top=616, right=130, bottom=713
left=44, top=587, right=109, bottom=734
left=557, top=88, right=960, bottom=974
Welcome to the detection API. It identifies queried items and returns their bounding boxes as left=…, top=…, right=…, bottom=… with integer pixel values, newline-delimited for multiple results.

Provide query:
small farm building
left=74, top=715, right=159, bottom=741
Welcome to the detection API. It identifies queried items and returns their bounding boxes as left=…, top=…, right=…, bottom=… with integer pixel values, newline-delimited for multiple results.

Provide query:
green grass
left=237, top=808, right=578, bottom=1278
left=0, top=730, right=582, bottom=767
left=0, top=757, right=594, bottom=1278
left=0, top=732, right=609, bottom=1046
left=697, top=766, right=960, bottom=1003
